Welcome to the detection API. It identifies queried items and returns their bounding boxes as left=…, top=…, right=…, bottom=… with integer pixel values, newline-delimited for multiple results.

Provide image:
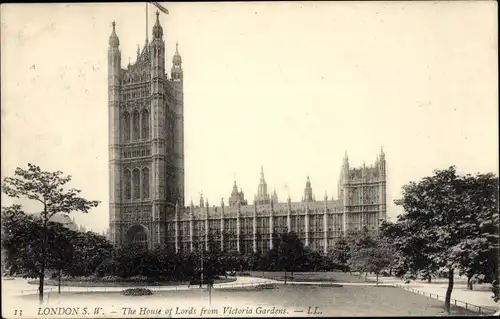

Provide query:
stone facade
left=108, top=14, right=387, bottom=254
left=108, top=14, right=184, bottom=247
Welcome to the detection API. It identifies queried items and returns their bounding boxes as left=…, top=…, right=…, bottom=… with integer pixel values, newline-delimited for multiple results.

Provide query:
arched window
left=132, top=110, right=140, bottom=140
left=141, top=109, right=150, bottom=139
left=132, top=169, right=140, bottom=200
left=142, top=167, right=150, bottom=199
left=125, top=225, right=148, bottom=248
left=123, top=112, right=131, bottom=142
left=124, top=170, right=132, bottom=200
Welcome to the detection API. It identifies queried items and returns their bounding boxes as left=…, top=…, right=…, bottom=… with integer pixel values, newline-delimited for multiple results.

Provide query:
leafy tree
left=275, top=231, right=305, bottom=284
left=2, top=207, right=77, bottom=293
left=346, top=228, right=377, bottom=278
left=393, top=167, right=499, bottom=313
left=349, top=236, right=393, bottom=286
left=111, top=242, right=149, bottom=278
left=380, top=220, right=440, bottom=282
left=300, top=248, right=324, bottom=272
left=46, top=222, right=74, bottom=293
left=328, top=235, right=351, bottom=272
left=66, top=231, right=113, bottom=277
left=1, top=164, right=99, bottom=303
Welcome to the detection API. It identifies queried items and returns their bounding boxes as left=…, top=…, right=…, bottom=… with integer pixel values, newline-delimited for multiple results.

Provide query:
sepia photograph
left=1, top=1, right=498, bottom=317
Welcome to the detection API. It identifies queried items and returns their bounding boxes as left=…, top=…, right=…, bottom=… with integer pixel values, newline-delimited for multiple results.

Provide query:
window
left=132, top=169, right=140, bottom=200
left=123, top=112, right=131, bottom=142
left=132, top=110, right=140, bottom=140
left=124, top=170, right=132, bottom=200
left=141, top=109, right=150, bottom=139
left=142, top=167, right=150, bottom=199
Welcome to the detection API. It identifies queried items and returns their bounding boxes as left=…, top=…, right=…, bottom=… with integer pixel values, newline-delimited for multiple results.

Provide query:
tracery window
left=141, top=109, right=150, bottom=139
left=132, top=110, right=140, bottom=140
left=123, top=112, right=131, bottom=142
left=132, top=169, right=140, bottom=200
left=142, top=167, right=150, bottom=199
left=124, top=170, right=132, bottom=200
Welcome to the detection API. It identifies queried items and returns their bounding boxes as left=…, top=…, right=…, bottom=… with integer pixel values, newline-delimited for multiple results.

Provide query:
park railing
left=392, top=283, right=497, bottom=315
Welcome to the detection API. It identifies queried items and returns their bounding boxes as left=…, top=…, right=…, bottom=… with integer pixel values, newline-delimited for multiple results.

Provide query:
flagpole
left=145, top=2, right=149, bottom=43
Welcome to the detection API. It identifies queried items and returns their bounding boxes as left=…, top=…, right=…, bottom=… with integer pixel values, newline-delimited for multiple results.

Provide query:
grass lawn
left=249, top=271, right=374, bottom=283
left=13, top=283, right=478, bottom=316
left=27, top=277, right=236, bottom=287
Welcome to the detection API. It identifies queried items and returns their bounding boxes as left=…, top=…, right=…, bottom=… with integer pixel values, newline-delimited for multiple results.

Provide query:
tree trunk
left=365, top=272, right=368, bottom=280
left=467, top=275, right=473, bottom=290
left=284, top=271, right=287, bottom=285
left=58, top=269, right=61, bottom=294
left=376, top=273, right=379, bottom=286
left=444, top=267, right=454, bottom=314
left=389, top=268, right=392, bottom=276
left=39, top=219, right=48, bottom=305
left=38, top=270, right=45, bottom=304
left=428, top=276, right=431, bottom=283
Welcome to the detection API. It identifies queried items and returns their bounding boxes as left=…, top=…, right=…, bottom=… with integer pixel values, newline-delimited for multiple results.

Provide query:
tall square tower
left=108, top=14, right=184, bottom=247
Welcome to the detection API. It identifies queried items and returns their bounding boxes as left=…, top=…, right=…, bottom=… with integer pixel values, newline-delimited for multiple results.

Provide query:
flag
left=151, top=2, right=169, bottom=15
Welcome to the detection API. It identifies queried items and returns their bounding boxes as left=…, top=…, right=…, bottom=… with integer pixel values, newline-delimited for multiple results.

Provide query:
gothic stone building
left=108, top=15, right=387, bottom=254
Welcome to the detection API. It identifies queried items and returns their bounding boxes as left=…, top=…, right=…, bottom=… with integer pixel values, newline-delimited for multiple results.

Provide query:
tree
left=2, top=207, right=74, bottom=294
left=2, top=164, right=100, bottom=303
left=328, top=235, right=351, bottom=272
left=349, top=236, right=393, bottom=286
left=276, top=231, right=305, bottom=284
left=46, top=222, right=74, bottom=294
left=66, top=231, right=113, bottom=277
left=380, top=220, right=440, bottom=282
left=393, top=167, right=499, bottom=313
left=346, top=228, right=377, bottom=278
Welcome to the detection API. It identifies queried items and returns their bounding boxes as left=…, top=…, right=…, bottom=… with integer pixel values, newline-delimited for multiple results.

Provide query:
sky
left=1, top=2, right=498, bottom=232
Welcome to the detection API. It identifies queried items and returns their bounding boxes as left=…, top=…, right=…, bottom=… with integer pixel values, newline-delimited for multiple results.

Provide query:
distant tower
left=255, top=166, right=271, bottom=205
left=338, top=151, right=349, bottom=204
left=303, top=176, right=313, bottom=202
left=271, top=187, right=279, bottom=204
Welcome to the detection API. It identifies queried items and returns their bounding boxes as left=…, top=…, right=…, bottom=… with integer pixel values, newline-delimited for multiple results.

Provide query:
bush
left=121, top=288, right=153, bottom=296
left=236, top=272, right=251, bottom=276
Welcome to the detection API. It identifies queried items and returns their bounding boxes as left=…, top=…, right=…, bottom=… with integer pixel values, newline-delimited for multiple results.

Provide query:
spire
left=232, top=180, right=238, bottom=195
left=172, top=41, right=182, bottom=66
left=109, top=21, right=119, bottom=47
left=261, top=165, right=264, bottom=178
left=380, top=146, right=385, bottom=159
left=152, top=11, right=163, bottom=39
left=304, top=176, right=313, bottom=202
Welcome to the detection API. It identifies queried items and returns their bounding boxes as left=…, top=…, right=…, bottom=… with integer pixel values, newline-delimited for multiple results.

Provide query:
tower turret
left=149, top=11, right=168, bottom=206
left=378, top=147, right=387, bottom=224
left=338, top=151, right=350, bottom=200
left=303, top=176, right=313, bottom=202
left=379, top=147, right=386, bottom=177
left=152, top=11, right=163, bottom=39
left=172, top=41, right=185, bottom=207
left=271, top=187, right=278, bottom=204
left=108, top=21, right=122, bottom=246
left=255, top=165, right=270, bottom=205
